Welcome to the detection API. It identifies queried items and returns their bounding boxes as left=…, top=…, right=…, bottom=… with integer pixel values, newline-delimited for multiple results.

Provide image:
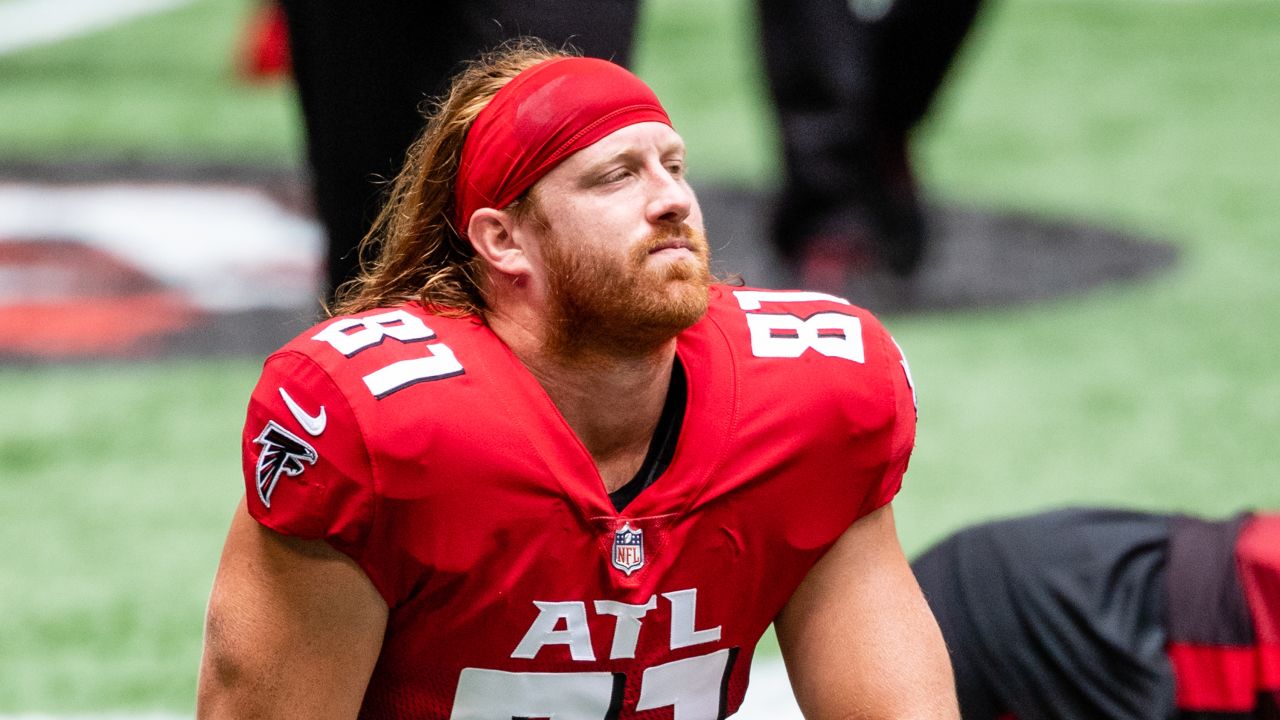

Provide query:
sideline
left=0, top=0, right=195, bottom=56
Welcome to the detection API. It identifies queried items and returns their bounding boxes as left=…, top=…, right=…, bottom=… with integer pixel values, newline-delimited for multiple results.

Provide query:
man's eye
left=666, top=163, right=685, bottom=177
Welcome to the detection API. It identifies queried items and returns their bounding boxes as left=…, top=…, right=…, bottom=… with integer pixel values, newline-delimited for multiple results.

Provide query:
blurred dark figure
left=912, top=508, right=1280, bottom=720
left=272, top=0, right=982, bottom=303
left=275, top=0, right=641, bottom=301
left=758, top=0, right=982, bottom=286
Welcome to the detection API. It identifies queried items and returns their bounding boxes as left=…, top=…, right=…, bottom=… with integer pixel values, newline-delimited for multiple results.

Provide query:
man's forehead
left=454, top=57, right=672, bottom=230
left=568, top=122, right=686, bottom=166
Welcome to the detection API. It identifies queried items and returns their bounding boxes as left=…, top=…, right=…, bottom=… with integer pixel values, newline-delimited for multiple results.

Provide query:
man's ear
left=467, top=208, right=530, bottom=278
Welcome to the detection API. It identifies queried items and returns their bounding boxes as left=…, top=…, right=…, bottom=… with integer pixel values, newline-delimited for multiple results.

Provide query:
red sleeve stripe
left=1239, top=515, right=1280, bottom=692
left=1168, top=642, right=1256, bottom=711
left=1261, top=643, right=1280, bottom=690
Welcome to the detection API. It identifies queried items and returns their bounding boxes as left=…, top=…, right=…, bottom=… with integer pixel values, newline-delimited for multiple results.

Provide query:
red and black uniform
left=912, top=508, right=1280, bottom=720
left=1168, top=514, right=1280, bottom=718
left=240, top=285, right=917, bottom=718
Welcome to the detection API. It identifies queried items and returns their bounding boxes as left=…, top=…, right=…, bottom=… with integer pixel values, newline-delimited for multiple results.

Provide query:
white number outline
left=449, top=647, right=740, bottom=720
left=311, top=310, right=465, bottom=398
left=732, top=290, right=866, bottom=363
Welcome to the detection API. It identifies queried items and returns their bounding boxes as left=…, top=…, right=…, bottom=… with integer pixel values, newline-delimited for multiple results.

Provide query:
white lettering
left=663, top=588, right=722, bottom=650
left=636, top=648, right=734, bottom=719
left=744, top=311, right=865, bottom=362
left=452, top=650, right=736, bottom=718
left=731, top=290, right=866, bottom=363
left=361, top=343, right=463, bottom=397
left=312, top=309, right=434, bottom=356
left=450, top=668, right=621, bottom=719
left=513, top=589, right=720, bottom=662
left=594, top=595, right=658, bottom=660
left=732, top=289, right=849, bottom=311
left=312, top=310, right=465, bottom=397
left=511, top=601, right=595, bottom=661
left=891, top=337, right=918, bottom=409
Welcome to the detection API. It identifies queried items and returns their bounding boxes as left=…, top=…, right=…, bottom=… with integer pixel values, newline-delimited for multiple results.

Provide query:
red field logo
left=0, top=182, right=321, bottom=360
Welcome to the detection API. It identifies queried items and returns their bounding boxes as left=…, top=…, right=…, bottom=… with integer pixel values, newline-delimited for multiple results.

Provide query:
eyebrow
left=583, top=141, right=687, bottom=174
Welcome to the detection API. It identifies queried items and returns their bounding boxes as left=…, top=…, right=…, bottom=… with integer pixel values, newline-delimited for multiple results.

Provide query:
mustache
left=637, top=224, right=710, bottom=256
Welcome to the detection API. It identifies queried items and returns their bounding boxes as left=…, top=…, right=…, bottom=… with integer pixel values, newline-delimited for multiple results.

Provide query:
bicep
left=197, top=500, right=388, bottom=719
left=775, top=504, right=958, bottom=719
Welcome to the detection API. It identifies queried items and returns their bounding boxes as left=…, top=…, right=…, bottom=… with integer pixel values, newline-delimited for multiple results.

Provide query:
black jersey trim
left=608, top=360, right=687, bottom=512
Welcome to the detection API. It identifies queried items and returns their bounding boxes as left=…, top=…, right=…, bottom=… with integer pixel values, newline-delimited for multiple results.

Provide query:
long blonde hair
left=328, top=39, right=571, bottom=317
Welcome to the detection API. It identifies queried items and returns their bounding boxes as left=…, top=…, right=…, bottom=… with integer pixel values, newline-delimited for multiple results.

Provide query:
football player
left=913, top=508, right=1280, bottom=719
left=197, top=39, right=957, bottom=719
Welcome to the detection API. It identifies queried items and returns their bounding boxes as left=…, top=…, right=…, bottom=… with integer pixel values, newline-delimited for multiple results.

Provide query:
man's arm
left=774, top=503, right=958, bottom=719
left=197, top=500, right=388, bottom=719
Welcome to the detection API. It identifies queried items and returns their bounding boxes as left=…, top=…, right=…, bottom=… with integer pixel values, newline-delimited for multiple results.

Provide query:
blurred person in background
left=758, top=0, right=983, bottom=288
left=259, top=0, right=982, bottom=304
left=274, top=0, right=641, bottom=300
left=913, top=507, right=1280, bottom=719
left=197, top=42, right=957, bottom=718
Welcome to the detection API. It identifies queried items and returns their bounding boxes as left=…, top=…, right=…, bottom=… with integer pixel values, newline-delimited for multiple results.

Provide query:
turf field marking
left=0, top=0, right=195, bottom=56
left=0, top=182, right=322, bottom=311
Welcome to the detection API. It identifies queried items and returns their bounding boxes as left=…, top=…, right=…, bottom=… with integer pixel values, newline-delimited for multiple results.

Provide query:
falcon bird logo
left=253, top=420, right=318, bottom=508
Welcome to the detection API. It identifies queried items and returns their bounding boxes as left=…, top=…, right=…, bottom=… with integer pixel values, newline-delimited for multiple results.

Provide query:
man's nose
left=645, top=167, right=693, bottom=226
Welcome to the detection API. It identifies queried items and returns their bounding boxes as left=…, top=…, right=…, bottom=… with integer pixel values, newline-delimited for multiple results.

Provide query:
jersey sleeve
left=240, top=350, right=377, bottom=570
left=857, top=319, right=918, bottom=518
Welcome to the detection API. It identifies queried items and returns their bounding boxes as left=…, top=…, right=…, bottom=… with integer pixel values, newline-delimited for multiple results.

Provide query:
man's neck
left=487, top=308, right=677, bottom=494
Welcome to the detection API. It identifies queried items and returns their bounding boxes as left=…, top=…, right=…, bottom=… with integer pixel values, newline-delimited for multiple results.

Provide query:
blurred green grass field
left=1, top=0, right=1278, bottom=712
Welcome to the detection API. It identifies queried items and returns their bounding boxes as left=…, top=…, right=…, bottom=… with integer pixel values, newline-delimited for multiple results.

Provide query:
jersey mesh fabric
left=240, top=285, right=915, bottom=718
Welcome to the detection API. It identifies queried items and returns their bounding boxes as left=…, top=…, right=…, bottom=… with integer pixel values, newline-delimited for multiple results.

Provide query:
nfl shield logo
left=612, top=522, right=645, bottom=576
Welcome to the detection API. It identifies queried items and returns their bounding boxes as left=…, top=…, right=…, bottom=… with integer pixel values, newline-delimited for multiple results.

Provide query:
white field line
left=0, top=657, right=804, bottom=719
left=0, top=0, right=196, bottom=56
left=0, top=182, right=324, bottom=311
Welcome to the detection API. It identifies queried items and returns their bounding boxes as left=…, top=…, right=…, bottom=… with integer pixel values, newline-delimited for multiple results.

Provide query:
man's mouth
left=648, top=236, right=692, bottom=254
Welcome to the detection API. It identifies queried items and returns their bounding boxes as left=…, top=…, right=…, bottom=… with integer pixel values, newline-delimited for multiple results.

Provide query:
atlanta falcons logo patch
left=253, top=420, right=318, bottom=508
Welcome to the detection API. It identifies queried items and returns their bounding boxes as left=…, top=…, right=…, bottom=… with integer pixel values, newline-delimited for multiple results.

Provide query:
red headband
left=453, top=56, right=672, bottom=234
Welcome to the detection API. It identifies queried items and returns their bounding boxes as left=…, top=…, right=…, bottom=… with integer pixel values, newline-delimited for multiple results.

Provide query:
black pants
left=278, top=0, right=641, bottom=298
left=281, top=0, right=978, bottom=298
left=757, top=0, right=983, bottom=271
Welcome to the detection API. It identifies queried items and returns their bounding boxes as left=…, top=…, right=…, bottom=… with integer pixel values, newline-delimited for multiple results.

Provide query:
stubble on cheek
left=543, top=224, right=712, bottom=360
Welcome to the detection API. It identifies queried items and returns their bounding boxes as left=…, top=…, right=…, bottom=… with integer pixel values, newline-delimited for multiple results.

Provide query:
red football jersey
left=241, top=285, right=917, bottom=719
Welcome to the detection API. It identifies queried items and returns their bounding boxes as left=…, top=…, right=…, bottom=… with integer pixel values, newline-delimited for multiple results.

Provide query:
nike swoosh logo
left=279, top=387, right=326, bottom=436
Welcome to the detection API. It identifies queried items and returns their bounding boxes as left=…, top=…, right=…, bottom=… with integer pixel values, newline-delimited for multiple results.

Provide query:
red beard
left=542, top=223, right=711, bottom=360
